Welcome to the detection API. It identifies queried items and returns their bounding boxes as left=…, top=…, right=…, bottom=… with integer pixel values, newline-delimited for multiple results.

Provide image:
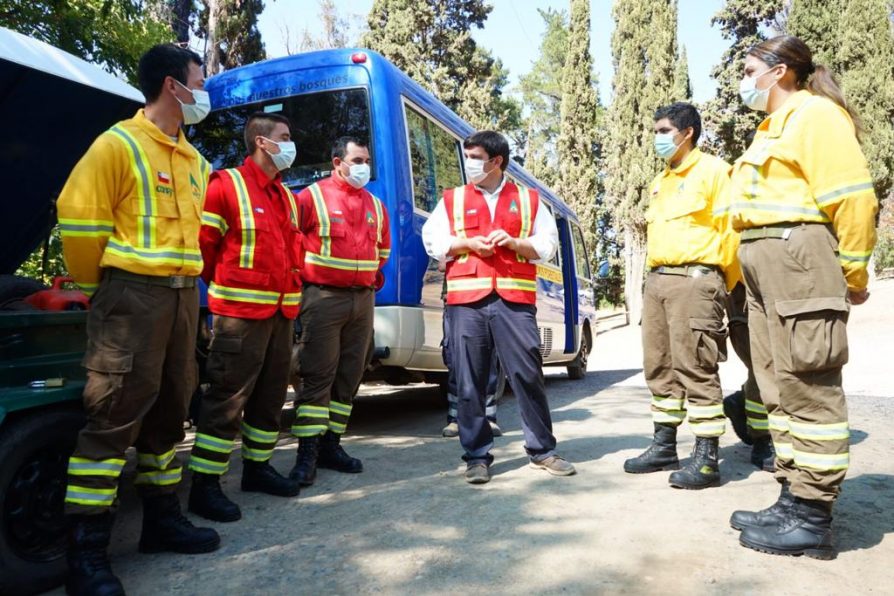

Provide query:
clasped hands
left=466, top=229, right=517, bottom=257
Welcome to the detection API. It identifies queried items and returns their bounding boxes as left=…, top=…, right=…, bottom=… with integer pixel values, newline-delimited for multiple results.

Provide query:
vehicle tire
left=567, top=326, right=591, bottom=380
left=0, top=275, right=46, bottom=309
left=0, top=407, right=85, bottom=596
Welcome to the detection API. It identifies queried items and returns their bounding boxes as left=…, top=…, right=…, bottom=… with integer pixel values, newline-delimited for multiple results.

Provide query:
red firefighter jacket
left=295, top=174, right=391, bottom=288
left=200, top=157, right=302, bottom=319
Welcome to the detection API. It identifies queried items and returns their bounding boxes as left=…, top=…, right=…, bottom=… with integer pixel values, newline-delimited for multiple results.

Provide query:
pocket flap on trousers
left=209, top=335, right=243, bottom=354
left=689, top=317, right=726, bottom=334
left=775, top=297, right=849, bottom=318
left=82, top=348, right=134, bottom=373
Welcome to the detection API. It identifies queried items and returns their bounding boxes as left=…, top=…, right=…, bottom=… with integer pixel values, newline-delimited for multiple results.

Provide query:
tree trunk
left=623, top=226, right=646, bottom=325
left=205, top=0, right=221, bottom=76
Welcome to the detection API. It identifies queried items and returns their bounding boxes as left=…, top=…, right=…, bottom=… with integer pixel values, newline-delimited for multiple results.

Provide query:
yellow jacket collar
left=133, top=109, right=184, bottom=147
left=759, top=89, right=813, bottom=138
left=665, top=147, right=702, bottom=176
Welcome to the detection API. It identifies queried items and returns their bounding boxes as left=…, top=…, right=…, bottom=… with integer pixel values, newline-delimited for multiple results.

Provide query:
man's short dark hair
left=463, top=131, right=510, bottom=171
left=332, top=136, right=369, bottom=160
left=244, top=112, right=292, bottom=154
left=654, top=102, right=701, bottom=145
left=138, top=44, right=203, bottom=103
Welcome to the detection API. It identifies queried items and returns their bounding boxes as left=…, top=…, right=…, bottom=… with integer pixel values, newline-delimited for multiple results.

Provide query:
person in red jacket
left=288, top=136, right=391, bottom=486
left=188, top=112, right=303, bottom=522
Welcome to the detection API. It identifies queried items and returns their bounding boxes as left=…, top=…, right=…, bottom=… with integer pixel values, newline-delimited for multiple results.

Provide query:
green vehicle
left=0, top=28, right=142, bottom=594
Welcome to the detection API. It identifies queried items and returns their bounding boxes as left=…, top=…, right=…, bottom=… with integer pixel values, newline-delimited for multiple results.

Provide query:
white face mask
left=464, top=158, right=494, bottom=184
left=175, top=79, right=211, bottom=125
left=343, top=163, right=371, bottom=189
left=263, top=138, right=296, bottom=171
left=739, top=67, right=780, bottom=112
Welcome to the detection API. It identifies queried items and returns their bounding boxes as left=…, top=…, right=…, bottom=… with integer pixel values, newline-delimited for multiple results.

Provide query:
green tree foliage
left=200, top=0, right=267, bottom=75
left=519, top=8, right=569, bottom=188
left=0, top=0, right=173, bottom=84
left=701, top=0, right=783, bottom=162
left=361, top=0, right=520, bottom=132
left=673, top=45, right=692, bottom=101
left=605, top=0, right=679, bottom=316
left=556, top=0, right=600, bottom=272
left=784, top=0, right=842, bottom=68
left=147, top=0, right=195, bottom=43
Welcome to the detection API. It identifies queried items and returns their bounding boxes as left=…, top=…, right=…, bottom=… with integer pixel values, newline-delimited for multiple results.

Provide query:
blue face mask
left=654, top=132, right=681, bottom=160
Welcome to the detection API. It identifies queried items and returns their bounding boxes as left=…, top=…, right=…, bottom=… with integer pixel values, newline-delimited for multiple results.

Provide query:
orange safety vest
left=298, top=177, right=389, bottom=288
left=201, top=165, right=302, bottom=319
left=444, top=182, right=539, bottom=305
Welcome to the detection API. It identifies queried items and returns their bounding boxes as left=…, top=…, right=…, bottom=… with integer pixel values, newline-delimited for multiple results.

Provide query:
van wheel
left=567, top=327, right=591, bottom=380
left=0, top=407, right=85, bottom=596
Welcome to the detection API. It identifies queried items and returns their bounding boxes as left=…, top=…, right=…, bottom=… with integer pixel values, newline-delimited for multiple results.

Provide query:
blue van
left=193, top=49, right=597, bottom=385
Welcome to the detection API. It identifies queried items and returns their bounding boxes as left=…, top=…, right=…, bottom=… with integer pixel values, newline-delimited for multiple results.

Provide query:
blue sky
left=257, top=0, right=730, bottom=104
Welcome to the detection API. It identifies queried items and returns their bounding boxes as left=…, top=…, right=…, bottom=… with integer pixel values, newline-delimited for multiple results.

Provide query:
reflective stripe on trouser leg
left=189, top=433, right=235, bottom=475
left=65, top=457, right=125, bottom=509
left=651, top=395, right=685, bottom=426
left=292, top=404, right=329, bottom=437
left=135, top=448, right=183, bottom=486
left=328, top=400, right=353, bottom=434
left=687, top=403, right=726, bottom=437
left=241, top=420, right=279, bottom=462
left=745, top=397, right=770, bottom=433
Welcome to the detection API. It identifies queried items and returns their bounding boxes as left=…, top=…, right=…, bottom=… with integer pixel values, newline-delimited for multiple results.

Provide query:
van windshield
left=189, top=87, right=373, bottom=190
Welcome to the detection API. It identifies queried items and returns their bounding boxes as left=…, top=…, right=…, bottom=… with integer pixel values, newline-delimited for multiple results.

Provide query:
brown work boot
left=529, top=455, right=576, bottom=476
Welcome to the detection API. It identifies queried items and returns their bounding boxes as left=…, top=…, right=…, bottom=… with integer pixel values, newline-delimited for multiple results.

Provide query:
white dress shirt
left=421, top=177, right=559, bottom=263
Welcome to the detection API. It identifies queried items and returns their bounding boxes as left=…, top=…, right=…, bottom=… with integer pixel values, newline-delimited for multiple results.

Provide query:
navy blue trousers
left=448, top=293, right=557, bottom=466
left=442, top=306, right=499, bottom=423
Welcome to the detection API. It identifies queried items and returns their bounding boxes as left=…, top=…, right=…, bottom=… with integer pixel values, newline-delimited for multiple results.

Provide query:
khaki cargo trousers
left=726, top=283, right=769, bottom=438
left=290, top=284, right=374, bottom=437
left=642, top=268, right=728, bottom=436
left=65, top=273, right=198, bottom=514
left=189, top=313, right=293, bottom=475
left=739, top=223, right=850, bottom=502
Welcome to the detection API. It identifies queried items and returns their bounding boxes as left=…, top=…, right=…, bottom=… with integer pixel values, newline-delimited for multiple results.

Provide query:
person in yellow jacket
left=56, top=44, right=218, bottom=596
left=727, top=35, right=878, bottom=560
left=624, top=102, right=740, bottom=490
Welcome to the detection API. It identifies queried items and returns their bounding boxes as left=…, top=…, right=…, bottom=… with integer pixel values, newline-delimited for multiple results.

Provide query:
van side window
left=404, top=104, right=464, bottom=213
left=572, top=223, right=591, bottom=279
left=543, top=203, right=560, bottom=267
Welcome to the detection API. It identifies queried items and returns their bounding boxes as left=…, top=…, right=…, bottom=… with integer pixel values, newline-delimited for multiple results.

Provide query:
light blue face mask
left=654, top=132, right=681, bottom=160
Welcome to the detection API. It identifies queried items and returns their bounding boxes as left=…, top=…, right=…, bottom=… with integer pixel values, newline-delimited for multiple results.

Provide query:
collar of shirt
left=474, top=175, right=508, bottom=202
left=241, top=155, right=283, bottom=191
left=664, top=148, right=702, bottom=177
left=760, top=89, right=812, bottom=138
left=134, top=108, right=184, bottom=148
left=331, top=171, right=366, bottom=195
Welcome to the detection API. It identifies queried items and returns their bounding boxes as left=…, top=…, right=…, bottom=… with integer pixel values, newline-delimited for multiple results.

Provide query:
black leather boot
left=730, top=481, right=793, bottom=531
left=188, top=472, right=241, bottom=522
left=739, top=497, right=835, bottom=560
left=318, top=430, right=363, bottom=473
left=750, top=435, right=776, bottom=472
left=723, top=390, right=753, bottom=445
left=289, top=436, right=319, bottom=486
left=139, top=493, right=220, bottom=554
left=65, top=512, right=125, bottom=596
left=669, top=436, right=720, bottom=489
left=242, top=460, right=301, bottom=497
left=623, top=424, right=680, bottom=473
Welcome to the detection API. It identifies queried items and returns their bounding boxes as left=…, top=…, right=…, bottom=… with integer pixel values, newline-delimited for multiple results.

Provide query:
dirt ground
left=46, top=280, right=894, bottom=595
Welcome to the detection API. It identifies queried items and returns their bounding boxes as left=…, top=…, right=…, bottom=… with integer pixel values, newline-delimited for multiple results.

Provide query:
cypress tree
left=701, top=0, right=783, bottom=162
left=605, top=0, right=678, bottom=318
left=673, top=45, right=692, bottom=102
left=556, top=0, right=600, bottom=268
left=519, top=8, right=570, bottom=188
left=201, top=0, right=267, bottom=75
left=785, top=0, right=842, bottom=69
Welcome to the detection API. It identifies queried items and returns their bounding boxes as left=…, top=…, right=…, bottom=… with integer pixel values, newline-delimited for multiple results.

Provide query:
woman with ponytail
left=726, top=35, right=878, bottom=559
